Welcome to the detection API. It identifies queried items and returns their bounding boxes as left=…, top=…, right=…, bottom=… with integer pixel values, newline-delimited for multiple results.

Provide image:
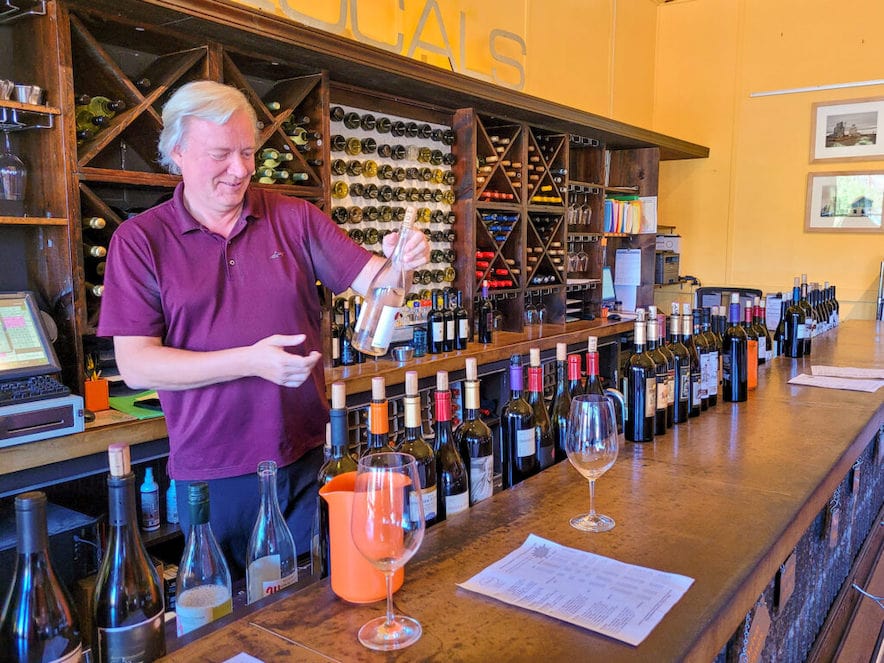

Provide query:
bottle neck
left=434, top=389, right=452, bottom=423
left=329, top=407, right=349, bottom=458
left=464, top=380, right=481, bottom=414
left=108, top=473, right=139, bottom=529
left=681, top=315, right=692, bottom=341
left=527, top=366, right=543, bottom=394
left=369, top=400, right=389, bottom=436
left=257, top=463, right=279, bottom=510
left=15, top=495, right=49, bottom=556
left=403, top=394, right=422, bottom=432
left=189, top=497, right=210, bottom=527
left=509, top=365, right=524, bottom=397
left=728, top=302, right=741, bottom=325
left=585, top=352, right=599, bottom=377
left=567, top=356, right=581, bottom=382
left=633, top=321, right=646, bottom=353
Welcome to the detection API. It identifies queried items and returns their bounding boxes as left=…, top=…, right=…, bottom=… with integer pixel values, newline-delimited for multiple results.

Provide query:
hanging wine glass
left=0, top=130, right=27, bottom=216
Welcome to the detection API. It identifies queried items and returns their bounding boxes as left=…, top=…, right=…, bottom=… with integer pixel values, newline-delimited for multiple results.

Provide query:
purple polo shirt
left=97, top=184, right=371, bottom=480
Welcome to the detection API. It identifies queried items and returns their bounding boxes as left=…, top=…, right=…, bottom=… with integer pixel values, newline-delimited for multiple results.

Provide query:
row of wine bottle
left=330, top=108, right=456, bottom=145
left=0, top=442, right=303, bottom=661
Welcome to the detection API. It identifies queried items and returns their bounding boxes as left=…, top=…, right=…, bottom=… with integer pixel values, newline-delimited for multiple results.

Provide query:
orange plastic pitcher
left=319, top=472, right=404, bottom=603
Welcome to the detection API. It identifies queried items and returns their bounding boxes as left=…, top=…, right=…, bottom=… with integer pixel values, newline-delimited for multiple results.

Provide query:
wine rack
left=328, top=102, right=457, bottom=332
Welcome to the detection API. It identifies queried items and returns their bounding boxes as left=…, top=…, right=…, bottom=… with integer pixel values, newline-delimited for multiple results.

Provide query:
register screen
left=0, top=293, right=57, bottom=378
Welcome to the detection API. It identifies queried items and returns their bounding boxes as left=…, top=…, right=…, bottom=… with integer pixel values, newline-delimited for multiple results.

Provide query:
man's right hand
left=250, top=334, right=322, bottom=388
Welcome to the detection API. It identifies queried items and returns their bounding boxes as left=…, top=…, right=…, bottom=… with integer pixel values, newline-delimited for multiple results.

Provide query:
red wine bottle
left=427, top=290, right=445, bottom=355
left=722, top=294, right=748, bottom=402
left=567, top=353, right=583, bottom=398
left=454, top=358, right=494, bottom=504
left=453, top=290, right=470, bottom=350
left=476, top=281, right=494, bottom=344
left=693, top=308, right=711, bottom=410
left=92, top=444, right=166, bottom=661
left=548, top=343, right=571, bottom=464
left=624, top=311, right=656, bottom=442
left=527, top=348, right=555, bottom=471
left=0, top=492, right=82, bottom=662
left=502, top=355, right=537, bottom=486
left=433, top=371, right=469, bottom=519
left=654, top=311, right=676, bottom=428
left=783, top=281, right=806, bottom=358
left=701, top=308, right=719, bottom=407
left=398, top=371, right=438, bottom=525
left=584, top=337, right=604, bottom=397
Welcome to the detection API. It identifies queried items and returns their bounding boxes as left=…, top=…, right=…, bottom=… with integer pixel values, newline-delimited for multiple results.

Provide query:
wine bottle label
left=432, top=321, right=444, bottom=342
left=644, top=378, right=656, bottom=418
left=655, top=379, right=667, bottom=412
left=410, top=487, right=437, bottom=522
left=445, top=489, right=470, bottom=516
left=699, top=354, right=711, bottom=399
left=332, top=336, right=340, bottom=360
left=797, top=322, right=807, bottom=339
left=470, top=455, right=494, bottom=503
left=666, top=373, right=675, bottom=405
left=140, top=490, right=160, bottom=531
left=691, top=379, right=701, bottom=408
left=446, top=319, right=455, bottom=339
left=516, top=428, right=535, bottom=457
left=458, top=318, right=470, bottom=340
left=679, top=366, right=691, bottom=402
left=708, top=351, right=719, bottom=395
left=97, top=612, right=165, bottom=662
left=175, top=585, right=232, bottom=636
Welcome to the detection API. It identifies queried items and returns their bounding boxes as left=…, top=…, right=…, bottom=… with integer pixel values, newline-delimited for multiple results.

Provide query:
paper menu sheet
left=457, top=534, right=694, bottom=647
left=811, top=365, right=884, bottom=380
left=788, top=374, right=883, bottom=393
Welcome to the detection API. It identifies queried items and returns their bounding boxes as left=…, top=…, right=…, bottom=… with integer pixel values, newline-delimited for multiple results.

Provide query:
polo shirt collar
left=170, top=183, right=264, bottom=235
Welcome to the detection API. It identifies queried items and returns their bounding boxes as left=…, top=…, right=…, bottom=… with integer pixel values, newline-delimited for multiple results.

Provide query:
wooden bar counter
left=162, top=321, right=884, bottom=662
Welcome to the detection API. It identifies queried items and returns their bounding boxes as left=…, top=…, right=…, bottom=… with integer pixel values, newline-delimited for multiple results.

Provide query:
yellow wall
left=653, top=0, right=884, bottom=320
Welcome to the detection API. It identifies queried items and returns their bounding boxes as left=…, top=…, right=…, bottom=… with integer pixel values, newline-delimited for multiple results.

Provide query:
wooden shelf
left=0, top=216, right=69, bottom=226
left=0, top=99, right=61, bottom=115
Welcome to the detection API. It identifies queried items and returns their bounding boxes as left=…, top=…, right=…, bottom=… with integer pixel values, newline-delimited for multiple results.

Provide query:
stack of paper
left=788, top=365, right=884, bottom=392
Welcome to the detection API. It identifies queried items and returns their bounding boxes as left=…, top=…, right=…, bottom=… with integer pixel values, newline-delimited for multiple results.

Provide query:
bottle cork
left=405, top=371, right=418, bottom=397
left=107, top=443, right=130, bottom=477
left=331, top=382, right=346, bottom=410
left=465, top=357, right=477, bottom=381
left=436, top=370, right=448, bottom=392
left=371, top=376, right=385, bottom=401
left=556, top=342, right=567, bottom=362
left=586, top=336, right=598, bottom=353
left=529, top=347, right=540, bottom=367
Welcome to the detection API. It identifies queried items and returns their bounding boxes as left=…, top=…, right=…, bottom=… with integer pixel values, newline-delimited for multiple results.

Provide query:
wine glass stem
left=588, top=479, right=597, bottom=518
left=383, top=570, right=395, bottom=627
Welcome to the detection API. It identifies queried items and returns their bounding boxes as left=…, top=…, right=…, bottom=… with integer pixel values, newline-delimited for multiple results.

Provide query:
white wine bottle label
left=432, top=321, right=444, bottom=342
left=679, top=367, right=690, bottom=401
left=175, top=585, right=232, bottom=636
left=409, top=486, right=437, bottom=521
left=470, top=455, right=494, bottom=503
left=458, top=318, right=470, bottom=339
left=371, top=305, right=398, bottom=349
left=655, top=379, right=666, bottom=412
left=248, top=554, right=294, bottom=604
left=644, top=378, right=656, bottom=418
left=516, top=428, right=535, bottom=457
left=446, top=319, right=455, bottom=339
left=708, top=351, right=719, bottom=395
left=666, top=374, right=675, bottom=404
left=445, top=489, right=469, bottom=516
left=97, top=612, right=164, bottom=662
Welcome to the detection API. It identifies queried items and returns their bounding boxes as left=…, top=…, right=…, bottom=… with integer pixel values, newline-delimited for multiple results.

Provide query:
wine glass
left=351, top=452, right=426, bottom=651
left=0, top=130, right=27, bottom=216
left=565, top=394, right=619, bottom=532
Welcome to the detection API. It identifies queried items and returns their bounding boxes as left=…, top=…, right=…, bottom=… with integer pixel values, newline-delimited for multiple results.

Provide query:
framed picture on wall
left=810, top=98, right=884, bottom=162
left=805, top=171, right=884, bottom=232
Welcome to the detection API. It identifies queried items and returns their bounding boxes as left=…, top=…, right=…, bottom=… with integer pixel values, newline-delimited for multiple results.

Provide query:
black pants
left=174, top=445, right=324, bottom=579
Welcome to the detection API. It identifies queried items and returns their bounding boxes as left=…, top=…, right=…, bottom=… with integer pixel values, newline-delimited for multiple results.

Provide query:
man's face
left=171, top=109, right=256, bottom=217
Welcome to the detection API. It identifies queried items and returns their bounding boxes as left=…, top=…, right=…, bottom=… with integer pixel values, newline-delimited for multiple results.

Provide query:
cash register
left=0, top=291, right=84, bottom=448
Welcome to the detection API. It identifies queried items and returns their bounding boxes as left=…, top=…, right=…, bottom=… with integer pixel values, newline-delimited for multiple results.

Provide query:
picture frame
left=805, top=171, right=884, bottom=232
left=810, top=97, right=884, bottom=162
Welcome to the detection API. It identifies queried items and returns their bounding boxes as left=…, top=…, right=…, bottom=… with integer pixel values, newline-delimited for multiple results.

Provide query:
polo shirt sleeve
left=300, top=201, right=373, bottom=294
left=96, top=219, right=166, bottom=339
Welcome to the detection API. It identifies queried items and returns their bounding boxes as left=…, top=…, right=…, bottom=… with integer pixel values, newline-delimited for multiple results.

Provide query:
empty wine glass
left=524, top=291, right=538, bottom=326
left=0, top=130, right=27, bottom=216
left=565, top=394, right=619, bottom=532
left=351, top=452, right=426, bottom=651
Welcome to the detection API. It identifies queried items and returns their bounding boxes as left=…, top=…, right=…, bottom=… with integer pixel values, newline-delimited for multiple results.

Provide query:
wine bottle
left=92, top=443, right=165, bottom=661
left=681, top=304, right=702, bottom=418
left=584, top=337, right=604, bottom=397
left=83, top=216, right=106, bottom=230
left=527, top=348, right=555, bottom=470
left=84, top=244, right=107, bottom=259
left=742, top=303, right=759, bottom=390
left=798, top=274, right=813, bottom=355
left=754, top=298, right=773, bottom=364
left=453, top=290, right=470, bottom=350
left=87, top=96, right=125, bottom=119
left=440, top=290, right=455, bottom=353
left=568, top=353, right=583, bottom=398
left=646, top=312, right=668, bottom=436
left=476, top=281, right=494, bottom=344
left=363, top=377, right=392, bottom=456
left=548, top=343, right=571, bottom=464
left=0, top=492, right=82, bottom=663
left=433, top=371, right=469, bottom=520
left=722, top=294, right=748, bottom=403
left=330, top=305, right=341, bottom=368
left=317, top=382, right=358, bottom=576
left=176, top=483, right=232, bottom=636
left=502, top=355, right=537, bottom=486
left=654, top=312, right=676, bottom=428
left=692, top=308, right=710, bottom=411
left=426, top=289, right=445, bottom=355
left=397, top=371, right=437, bottom=525
left=247, top=460, right=298, bottom=605
left=668, top=306, right=691, bottom=424
left=701, top=308, right=719, bottom=407
left=455, top=358, right=494, bottom=504
left=624, top=310, right=655, bottom=443
left=783, top=281, right=806, bottom=358
left=339, top=299, right=357, bottom=366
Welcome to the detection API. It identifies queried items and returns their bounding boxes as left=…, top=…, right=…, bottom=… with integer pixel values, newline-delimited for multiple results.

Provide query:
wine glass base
left=358, top=615, right=422, bottom=651
left=570, top=513, right=615, bottom=532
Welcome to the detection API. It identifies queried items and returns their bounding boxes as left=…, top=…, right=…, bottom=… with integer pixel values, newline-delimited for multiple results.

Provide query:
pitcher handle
left=604, top=387, right=626, bottom=428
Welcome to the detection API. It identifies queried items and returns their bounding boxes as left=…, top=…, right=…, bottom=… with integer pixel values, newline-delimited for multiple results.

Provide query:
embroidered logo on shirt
left=270, top=250, right=285, bottom=260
